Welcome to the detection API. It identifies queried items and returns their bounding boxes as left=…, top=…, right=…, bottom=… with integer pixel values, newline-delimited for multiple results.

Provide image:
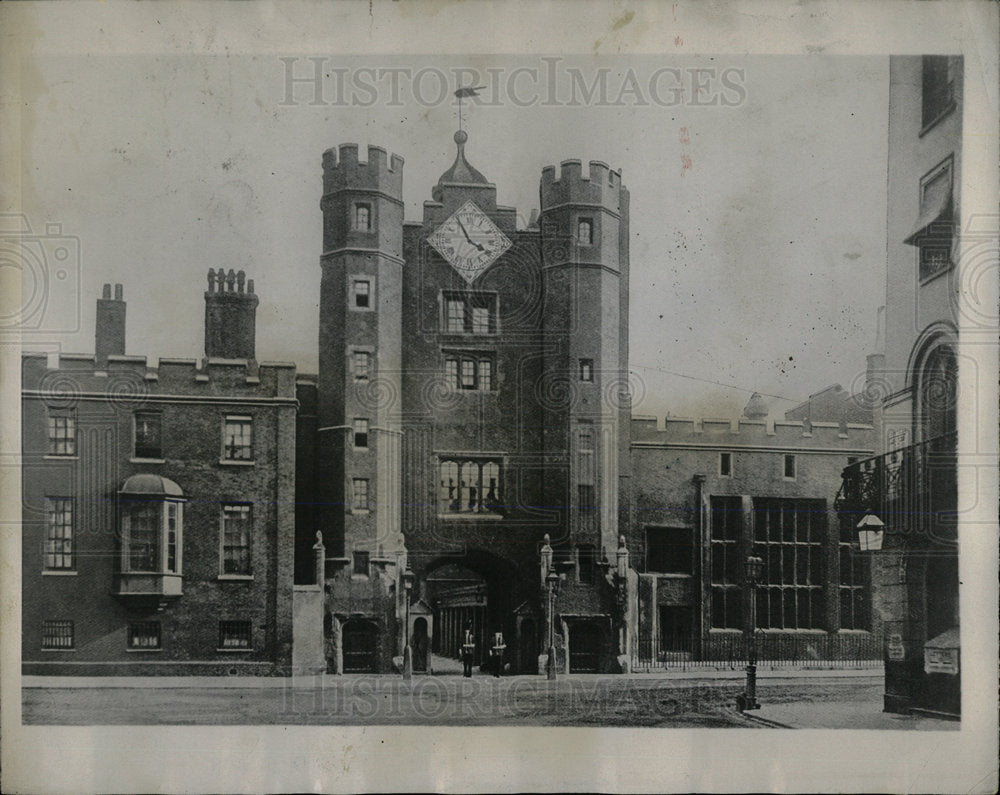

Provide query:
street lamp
left=856, top=513, right=885, bottom=552
left=402, top=566, right=414, bottom=681
left=738, top=555, right=764, bottom=712
left=546, top=567, right=561, bottom=680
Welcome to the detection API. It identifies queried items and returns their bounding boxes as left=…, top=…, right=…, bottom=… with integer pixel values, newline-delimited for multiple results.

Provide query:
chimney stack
left=204, top=268, right=259, bottom=360
left=95, top=283, right=126, bottom=365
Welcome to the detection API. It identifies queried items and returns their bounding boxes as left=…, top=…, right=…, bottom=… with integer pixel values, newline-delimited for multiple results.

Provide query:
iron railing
left=631, top=631, right=884, bottom=672
left=835, top=431, right=957, bottom=548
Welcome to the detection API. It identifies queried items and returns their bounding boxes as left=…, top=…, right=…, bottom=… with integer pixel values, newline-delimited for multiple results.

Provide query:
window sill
left=648, top=572, right=693, bottom=579
left=41, top=570, right=78, bottom=576
left=217, top=574, right=254, bottom=581
left=40, top=648, right=76, bottom=653
left=837, top=628, right=873, bottom=634
left=349, top=509, right=371, bottom=515
left=130, top=457, right=165, bottom=464
left=219, top=459, right=255, bottom=467
left=216, top=648, right=253, bottom=653
left=126, top=647, right=163, bottom=653
left=43, top=455, right=78, bottom=461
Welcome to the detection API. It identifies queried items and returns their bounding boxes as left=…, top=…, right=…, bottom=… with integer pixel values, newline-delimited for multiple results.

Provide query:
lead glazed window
left=438, top=458, right=503, bottom=516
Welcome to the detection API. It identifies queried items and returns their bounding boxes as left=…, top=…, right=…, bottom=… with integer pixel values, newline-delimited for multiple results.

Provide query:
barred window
left=753, top=498, right=826, bottom=630
left=134, top=411, right=162, bottom=459
left=44, top=497, right=74, bottom=570
left=222, top=416, right=253, bottom=461
left=221, top=504, right=252, bottom=575
left=218, top=620, right=252, bottom=650
left=439, top=457, right=503, bottom=515
left=128, top=621, right=161, bottom=650
left=41, top=619, right=74, bottom=650
left=47, top=412, right=76, bottom=456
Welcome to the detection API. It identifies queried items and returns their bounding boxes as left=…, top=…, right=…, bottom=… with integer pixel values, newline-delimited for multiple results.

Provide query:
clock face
left=428, top=200, right=511, bottom=283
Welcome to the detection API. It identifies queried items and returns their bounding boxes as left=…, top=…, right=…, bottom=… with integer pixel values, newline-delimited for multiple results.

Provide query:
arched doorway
left=418, top=549, right=526, bottom=673
left=341, top=619, right=377, bottom=673
left=916, top=342, right=957, bottom=443
left=412, top=617, right=429, bottom=673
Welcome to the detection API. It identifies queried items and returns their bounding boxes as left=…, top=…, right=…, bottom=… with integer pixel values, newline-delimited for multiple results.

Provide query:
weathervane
left=454, top=85, right=485, bottom=132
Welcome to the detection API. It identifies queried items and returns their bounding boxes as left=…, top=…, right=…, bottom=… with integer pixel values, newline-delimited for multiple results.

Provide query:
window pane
left=482, top=462, right=500, bottom=511
left=447, top=299, right=465, bottom=332
left=353, top=550, right=370, bottom=576
left=354, top=351, right=370, bottom=380
left=478, top=359, right=492, bottom=392
left=445, top=358, right=459, bottom=389
left=440, top=461, right=459, bottom=512
left=460, top=462, right=479, bottom=511
left=223, top=417, right=253, bottom=460
left=48, top=414, right=76, bottom=456
left=354, top=418, right=369, bottom=448
left=461, top=359, right=475, bottom=389
left=352, top=479, right=369, bottom=510
left=472, top=306, right=490, bottom=334
left=134, top=412, right=162, bottom=458
left=354, top=280, right=370, bottom=308
left=128, top=504, right=160, bottom=572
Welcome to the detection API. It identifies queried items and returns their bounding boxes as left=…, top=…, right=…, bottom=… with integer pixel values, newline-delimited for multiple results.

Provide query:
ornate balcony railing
left=835, top=431, right=957, bottom=548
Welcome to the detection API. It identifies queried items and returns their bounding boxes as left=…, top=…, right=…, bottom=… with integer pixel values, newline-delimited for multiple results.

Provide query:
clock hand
left=456, top=218, right=486, bottom=252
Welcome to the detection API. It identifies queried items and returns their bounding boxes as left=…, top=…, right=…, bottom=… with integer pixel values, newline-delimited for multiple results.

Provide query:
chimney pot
left=102, top=283, right=111, bottom=299
left=114, top=283, right=123, bottom=301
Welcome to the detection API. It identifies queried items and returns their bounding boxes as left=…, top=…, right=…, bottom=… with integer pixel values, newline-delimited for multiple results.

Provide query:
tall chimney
left=864, top=305, right=887, bottom=409
left=204, top=268, right=259, bottom=360
left=95, top=283, right=126, bottom=365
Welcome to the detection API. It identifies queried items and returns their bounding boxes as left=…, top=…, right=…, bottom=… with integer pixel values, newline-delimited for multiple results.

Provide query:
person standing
left=461, top=621, right=475, bottom=678
left=490, top=630, right=506, bottom=678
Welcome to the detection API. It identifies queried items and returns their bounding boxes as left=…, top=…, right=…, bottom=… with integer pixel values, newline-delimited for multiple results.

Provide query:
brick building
left=837, top=55, right=963, bottom=717
left=21, top=275, right=298, bottom=675
left=627, top=396, right=877, bottom=665
left=299, top=131, right=633, bottom=674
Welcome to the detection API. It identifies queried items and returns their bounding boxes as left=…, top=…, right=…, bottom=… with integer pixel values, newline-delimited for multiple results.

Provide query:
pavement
left=746, top=699, right=960, bottom=730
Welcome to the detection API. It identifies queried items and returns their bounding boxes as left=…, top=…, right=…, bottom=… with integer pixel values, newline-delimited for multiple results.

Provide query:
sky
left=20, top=53, right=889, bottom=419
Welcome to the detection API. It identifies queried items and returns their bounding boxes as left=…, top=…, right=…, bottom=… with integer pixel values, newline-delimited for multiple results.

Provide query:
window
left=838, top=515, right=870, bottom=631
left=352, top=279, right=371, bottom=309
left=921, top=55, right=957, bottom=130
left=578, top=218, right=594, bottom=245
left=576, top=484, right=596, bottom=532
left=438, top=457, right=503, bottom=515
left=223, top=416, right=253, bottom=461
left=646, top=527, right=692, bottom=574
left=444, top=353, right=496, bottom=392
left=120, top=484, right=184, bottom=577
left=47, top=411, right=76, bottom=456
left=576, top=424, right=594, bottom=483
left=354, top=203, right=372, bottom=231
left=910, top=159, right=955, bottom=281
left=719, top=452, right=732, bottom=477
left=353, top=550, right=370, bottom=576
left=579, top=359, right=594, bottom=382
left=41, top=619, right=74, bottom=650
left=353, top=350, right=371, bottom=381
left=918, top=344, right=958, bottom=441
left=441, top=291, right=498, bottom=335
left=352, top=418, right=369, bottom=449
left=783, top=454, right=797, bottom=480
left=352, top=478, right=369, bottom=511
left=710, top=496, right=741, bottom=629
left=218, top=620, right=252, bottom=650
left=44, top=497, right=74, bottom=570
left=753, top=498, right=826, bottom=630
left=133, top=411, right=162, bottom=458
left=221, top=504, right=252, bottom=575
left=128, top=621, right=161, bottom=650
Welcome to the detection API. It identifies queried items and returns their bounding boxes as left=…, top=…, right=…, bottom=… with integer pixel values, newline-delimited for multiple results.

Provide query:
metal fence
left=631, top=632, right=884, bottom=672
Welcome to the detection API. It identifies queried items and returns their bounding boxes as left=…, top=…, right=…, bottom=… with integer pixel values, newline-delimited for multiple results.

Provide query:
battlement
left=540, top=158, right=623, bottom=213
left=630, top=415, right=875, bottom=451
left=322, top=143, right=404, bottom=197
left=22, top=351, right=297, bottom=400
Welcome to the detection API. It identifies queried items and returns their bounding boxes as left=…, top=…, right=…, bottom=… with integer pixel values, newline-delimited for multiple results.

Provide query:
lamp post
left=546, top=567, right=560, bottom=680
left=856, top=513, right=885, bottom=552
left=738, top=555, right=764, bottom=712
left=402, top=566, right=414, bottom=681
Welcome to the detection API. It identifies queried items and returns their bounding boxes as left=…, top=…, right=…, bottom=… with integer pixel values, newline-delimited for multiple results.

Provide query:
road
left=22, top=674, right=883, bottom=727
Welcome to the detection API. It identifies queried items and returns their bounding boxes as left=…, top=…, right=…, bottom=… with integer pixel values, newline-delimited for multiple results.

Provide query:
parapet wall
left=540, top=159, right=624, bottom=214
left=322, top=143, right=404, bottom=197
left=22, top=351, right=296, bottom=400
left=631, top=415, right=874, bottom=450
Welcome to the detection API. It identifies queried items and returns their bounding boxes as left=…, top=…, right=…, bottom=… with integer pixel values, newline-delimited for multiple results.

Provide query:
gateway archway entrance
left=419, top=549, right=531, bottom=673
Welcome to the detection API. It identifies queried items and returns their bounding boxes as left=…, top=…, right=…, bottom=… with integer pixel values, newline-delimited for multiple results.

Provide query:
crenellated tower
left=539, top=159, right=630, bottom=563
left=317, top=144, right=405, bottom=563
